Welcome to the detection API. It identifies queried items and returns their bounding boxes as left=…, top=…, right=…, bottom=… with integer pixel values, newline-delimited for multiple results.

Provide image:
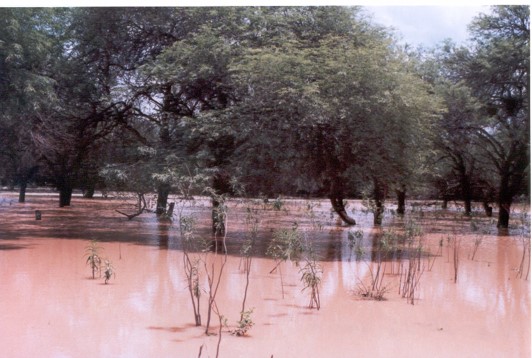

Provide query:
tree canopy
left=0, top=6, right=528, bottom=228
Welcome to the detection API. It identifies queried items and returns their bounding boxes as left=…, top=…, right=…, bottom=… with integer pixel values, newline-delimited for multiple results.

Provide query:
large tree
left=0, top=8, right=58, bottom=202
left=446, top=6, right=529, bottom=227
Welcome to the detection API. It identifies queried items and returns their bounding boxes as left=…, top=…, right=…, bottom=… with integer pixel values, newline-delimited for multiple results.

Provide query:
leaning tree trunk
left=329, top=196, right=357, bottom=226
left=328, top=177, right=356, bottom=226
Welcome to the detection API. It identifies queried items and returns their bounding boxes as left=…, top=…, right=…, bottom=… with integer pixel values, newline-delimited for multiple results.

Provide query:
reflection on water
left=0, top=193, right=529, bottom=357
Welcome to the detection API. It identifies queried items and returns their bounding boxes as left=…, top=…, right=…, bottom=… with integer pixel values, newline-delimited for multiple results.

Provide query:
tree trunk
left=373, top=178, right=387, bottom=226
left=497, top=201, right=511, bottom=228
left=464, top=198, right=472, bottom=216
left=328, top=176, right=356, bottom=226
left=460, top=171, right=473, bottom=216
left=156, top=184, right=170, bottom=216
left=482, top=201, right=493, bottom=217
left=18, top=181, right=27, bottom=203
left=329, top=196, right=357, bottom=225
left=59, top=186, right=72, bottom=207
left=83, top=185, right=95, bottom=199
left=497, top=175, right=513, bottom=229
left=396, top=189, right=406, bottom=215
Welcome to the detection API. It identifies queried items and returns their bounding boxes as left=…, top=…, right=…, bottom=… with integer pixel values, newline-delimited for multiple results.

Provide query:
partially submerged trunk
left=83, top=185, right=95, bottom=199
left=328, top=177, right=356, bottom=226
left=396, top=188, right=406, bottom=215
left=156, top=184, right=170, bottom=216
left=18, top=181, right=27, bottom=203
left=482, top=201, right=493, bottom=217
left=497, top=201, right=511, bottom=229
left=116, top=193, right=147, bottom=220
left=373, top=178, right=387, bottom=226
left=329, top=196, right=356, bottom=226
left=459, top=167, right=473, bottom=217
left=59, top=186, right=72, bottom=207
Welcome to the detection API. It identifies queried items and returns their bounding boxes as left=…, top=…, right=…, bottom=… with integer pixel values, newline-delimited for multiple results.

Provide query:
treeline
left=0, top=6, right=528, bottom=228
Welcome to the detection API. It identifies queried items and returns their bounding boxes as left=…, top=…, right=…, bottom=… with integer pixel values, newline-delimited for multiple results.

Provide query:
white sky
left=364, top=5, right=491, bottom=48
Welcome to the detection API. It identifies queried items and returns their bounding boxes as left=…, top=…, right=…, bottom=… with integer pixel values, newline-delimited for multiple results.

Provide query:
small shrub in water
left=300, top=259, right=322, bottom=309
left=103, top=259, right=115, bottom=284
left=231, top=308, right=254, bottom=336
left=85, top=240, right=102, bottom=279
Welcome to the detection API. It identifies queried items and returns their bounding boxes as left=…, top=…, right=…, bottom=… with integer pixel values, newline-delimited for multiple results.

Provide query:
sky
left=364, top=5, right=491, bottom=48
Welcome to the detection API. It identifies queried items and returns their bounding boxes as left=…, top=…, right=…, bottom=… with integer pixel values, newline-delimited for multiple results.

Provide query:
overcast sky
left=364, top=6, right=491, bottom=48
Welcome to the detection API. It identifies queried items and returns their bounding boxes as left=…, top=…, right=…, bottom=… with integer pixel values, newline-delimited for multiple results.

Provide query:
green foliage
left=231, top=308, right=254, bottom=336
left=299, top=258, right=322, bottom=310
left=267, top=225, right=304, bottom=264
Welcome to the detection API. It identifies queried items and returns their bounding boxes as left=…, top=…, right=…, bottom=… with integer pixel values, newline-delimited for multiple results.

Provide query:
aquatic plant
left=267, top=225, right=304, bottom=298
left=300, top=258, right=322, bottom=309
left=399, top=242, right=425, bottom=305
left=85, top=240, right=102, bottom=279
left=204, top=195, right=228, bottom=336
left=451, top=236, right=460, bottom=283
left=348, top=229, right=365, bottom=260
left=103, top=259, right=115, bottom=284
left=231, top=308, right=254, bottom=336
left=239, top=207, right=259, bottom=322
left=515, top=212, right=530, bottom=280
left=357, top=262, right=390, bottom=301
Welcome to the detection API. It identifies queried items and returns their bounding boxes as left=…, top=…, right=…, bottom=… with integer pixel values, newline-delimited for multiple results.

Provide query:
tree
left=0, top=8, right=57, bottom=202
left=230, top=13, right=441, bottom=225
left=446, top=6, right=529, bottom=227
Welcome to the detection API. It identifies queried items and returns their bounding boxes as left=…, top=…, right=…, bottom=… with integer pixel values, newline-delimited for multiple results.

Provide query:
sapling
left=399, top=245, right=425, bottom=304
left=452, top=236, right=460, bottom=283
left=204, top=191, right=228, bottom=335
left=180, top=215, right=206, bottom=326
left=267, top=225, right=303, bottom=298
left=231, top=308, right=254, bottom=336
left=300, top=260, right=322, bottom=309
left=516, top=213, right=531, bottom=280
left=239, top=207, right=259, bottom=322
left=85, top=240, right=102, bottom=279
left=103, top=259, right=115, bottom=284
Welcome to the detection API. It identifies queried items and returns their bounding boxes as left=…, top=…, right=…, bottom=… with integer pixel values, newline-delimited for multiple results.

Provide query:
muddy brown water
left=0, top=192, right=530, bottom=357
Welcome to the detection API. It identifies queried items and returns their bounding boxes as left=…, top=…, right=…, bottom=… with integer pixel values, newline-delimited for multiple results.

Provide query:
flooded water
left=0, top=192, right=530, bottom=357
